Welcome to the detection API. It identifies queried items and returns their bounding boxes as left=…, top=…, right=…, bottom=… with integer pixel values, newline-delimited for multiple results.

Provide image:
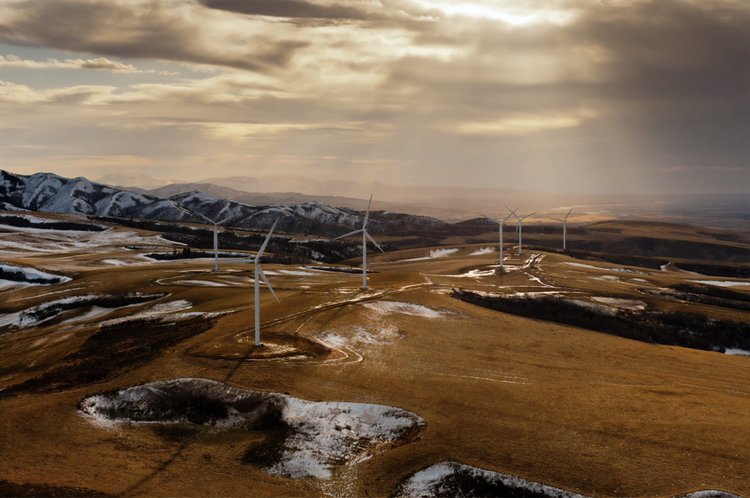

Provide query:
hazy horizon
left=1, top=0, right=748, bottom=195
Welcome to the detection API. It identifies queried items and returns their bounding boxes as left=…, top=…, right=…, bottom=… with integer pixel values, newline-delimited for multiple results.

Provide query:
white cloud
left=0, top=54, right=155, bottom=73
left=446, top=108, right=598, bottom=136
left=0, top=80, right=117, bottom=104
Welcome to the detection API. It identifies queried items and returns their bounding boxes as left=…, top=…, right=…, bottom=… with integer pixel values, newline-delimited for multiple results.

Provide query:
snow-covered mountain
left=0, top=170, right=178, bottom=219
left=165, top=191, right=445, bottom=236
left=0, top=170, right=445, bottom=236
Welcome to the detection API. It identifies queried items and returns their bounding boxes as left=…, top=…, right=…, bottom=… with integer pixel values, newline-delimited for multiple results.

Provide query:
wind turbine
left=552, top=208, right=573, bottom=250
left=507, top=206, right=536, bottom=256
left=253, top=217, right=280, bottom=347
left=188, top=209, right=232, bottom=272
left=481, top=207, right=517, bottom=268
left=332, top=195, right=384, bottom=290
left=169, top=200, right=231, bottom=272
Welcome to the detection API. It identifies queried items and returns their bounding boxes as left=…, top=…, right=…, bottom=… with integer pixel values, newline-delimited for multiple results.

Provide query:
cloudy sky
left=0, top=0, right=747, bottom=194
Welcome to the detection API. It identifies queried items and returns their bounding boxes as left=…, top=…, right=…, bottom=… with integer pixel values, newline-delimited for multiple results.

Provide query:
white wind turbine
left=507, top=206, right=536, bottom=256
left=252, top=217, right=281, bottom=347
left=552, top=208, right=573, bottom=250
left=481, top=208, right=517, bottom=268
left=169, top=200, right=231, bottom=272
left=332, top=195, right=384, bottom=290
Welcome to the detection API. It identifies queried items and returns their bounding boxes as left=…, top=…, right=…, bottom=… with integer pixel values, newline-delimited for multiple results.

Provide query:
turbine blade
left=333, top=229, right=364, bottom=241
left=256, top=216, right=280, bottom=259
left=221, top=258, right=253, bottom=264
left=505, top=206, right=520, bottom=219
left=257, top=266, right=280, bottom=304
left=564, top=208, right=573, bottom=221
left=362, top=194, right=373, bottom=228
left=196, top=212, right=215, bottom=224
left=169, top=200, right=211, bottom=224
left=366, top=231, right=385, bottom=252
left=522, top=212, right=537, bottom=220
left=480, top=213, right=499, bottom=224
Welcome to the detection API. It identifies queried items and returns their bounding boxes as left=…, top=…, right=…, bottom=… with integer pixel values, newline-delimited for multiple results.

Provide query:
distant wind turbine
left=481, top=208, right=517, bottom=268
left=552, top=208, right=573, bottom=250
left=169, top=200, right=231, bottom=272
left=253, top=217, right=281, bottom=347
left=332, top=195, right=384, bottom=290
left=508, top=206, right=536, bottom=256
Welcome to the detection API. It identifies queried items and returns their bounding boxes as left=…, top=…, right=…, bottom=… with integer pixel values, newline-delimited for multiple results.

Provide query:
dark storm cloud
left=571, top=1, right=750, bottom=175
left=0, top=0, right=308, bottom=72
left=383, top=0, right=749, bottom=127
left=574, top=0, right=750, bottom=103
left=196, top=0, right=378, bottom=20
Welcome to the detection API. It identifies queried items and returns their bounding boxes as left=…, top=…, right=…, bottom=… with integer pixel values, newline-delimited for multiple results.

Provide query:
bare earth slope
left=0, top=213, right=748, bottom=497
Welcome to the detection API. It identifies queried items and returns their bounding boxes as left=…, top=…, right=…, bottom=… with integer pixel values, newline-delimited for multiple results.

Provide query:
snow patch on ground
left=175, top=279, right=227, bottom=287
left=0, top=213, right=73, bottom=225
left=469, top=247, right=495, bottom=256
left=401, top=248, right=459, bottom=262
left=689, top=279, right=750, bottom=289
left=97, top=300, right=204, bottom=327
left=0, top=294, right=99, bottom=329
left=79, top=378, right=424, bottom=480
left=724, top=348, right=750, bottom=356
left=590, top=297, right=646, bottom=310
left=676, top=492, right=743, bottom=498
left=363, top=301, right=445, bottom=318
left=564, top=262, right=649, bottom=275
left=565, top=299, right=618, bottom=316
left=430, top=248, right=459, bottom=258
left=0, top=263, right=70, bottom=287
left=143, top=300, right=193, bottom=315
left=441, top=268, right=496, bottom=278
left=318, top=325, right=400, bottom=349
left=58, top=306, right=118, bottom=325
left=0, top=228, right=181, bottom=258
left=271, top=398, right=421, bottom=479
left=397, top=461, right=586, bottom=498
left=0, top=293, right=168, bottom=330
left=279, top=269, right=318, bottom=276
left=102, top=259, right=128, bottom=266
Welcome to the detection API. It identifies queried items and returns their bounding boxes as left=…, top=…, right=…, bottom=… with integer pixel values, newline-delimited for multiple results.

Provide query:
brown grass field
left=0, top=217, right=749, bottom=497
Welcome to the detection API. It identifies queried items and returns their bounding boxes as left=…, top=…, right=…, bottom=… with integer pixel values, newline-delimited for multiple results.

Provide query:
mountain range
left=94, top=173, right=750, bottom=230
left=0, top=170, right=445, bottom=237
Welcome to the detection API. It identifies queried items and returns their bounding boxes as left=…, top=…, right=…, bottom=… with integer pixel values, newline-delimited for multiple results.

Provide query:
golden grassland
left=0, top=221, right=749, bottom=497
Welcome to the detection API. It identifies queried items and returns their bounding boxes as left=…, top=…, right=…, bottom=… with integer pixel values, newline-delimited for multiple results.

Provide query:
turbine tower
left=481, top=208, right=516, bottom=268
left=552, top=208, right=573, bottom=250
left=189, top=209, right=232, bottom=272
left=253, top=217, right=281, bottom=347
left=333, top=195, right=384, bottom=290
left=169, top=199, right=231, bottom=272
left=508, top=206, right=536, bottom=256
